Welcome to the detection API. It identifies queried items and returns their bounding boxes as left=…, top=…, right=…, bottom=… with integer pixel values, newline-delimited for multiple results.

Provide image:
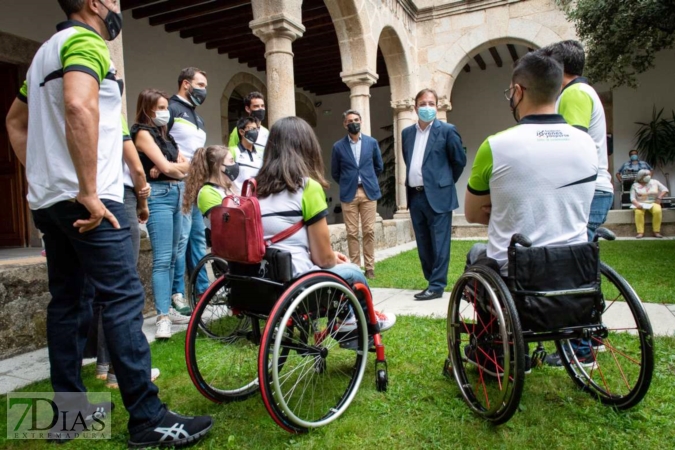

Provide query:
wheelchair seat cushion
left=508, top=242, right=603, bottom=332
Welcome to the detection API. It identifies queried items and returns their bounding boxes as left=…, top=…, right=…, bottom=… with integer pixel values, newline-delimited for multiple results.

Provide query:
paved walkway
left=2, top=240, right=673, bottom=395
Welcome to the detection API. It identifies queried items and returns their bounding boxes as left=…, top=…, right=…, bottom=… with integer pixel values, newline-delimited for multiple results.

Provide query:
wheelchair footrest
left=337, top=332, right=374, bottom=351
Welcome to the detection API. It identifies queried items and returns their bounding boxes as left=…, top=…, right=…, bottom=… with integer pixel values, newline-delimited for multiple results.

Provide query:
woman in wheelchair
left=183, top=118, right=395, bottom=332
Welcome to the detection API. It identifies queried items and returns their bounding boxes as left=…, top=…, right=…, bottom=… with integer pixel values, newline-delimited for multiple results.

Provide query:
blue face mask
left=630, top=155, right=638, bottom=161
left=417, top=106, right=437, bottom=123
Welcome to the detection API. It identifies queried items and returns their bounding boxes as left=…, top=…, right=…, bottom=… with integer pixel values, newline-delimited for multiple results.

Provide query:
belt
left=412, top=186, right=424, bottom=191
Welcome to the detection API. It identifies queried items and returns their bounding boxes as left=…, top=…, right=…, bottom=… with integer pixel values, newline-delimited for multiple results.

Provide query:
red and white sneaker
left=337, top=310, right=397, bottom=333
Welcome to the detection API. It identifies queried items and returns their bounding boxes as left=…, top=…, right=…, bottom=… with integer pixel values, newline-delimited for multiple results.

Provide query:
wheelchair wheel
left=185, top=275, right=263, bottom=402
left=558, top=262, right=654, bottom=409
left=259, top=272, right=369, bottom=433
left=187, top=253, right=229, bottom=310
left=447, top=265, right=526, bottom=425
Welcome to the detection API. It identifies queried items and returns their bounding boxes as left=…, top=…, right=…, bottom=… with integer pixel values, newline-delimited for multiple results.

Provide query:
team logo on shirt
left=536, top=129, right=570, bottom=141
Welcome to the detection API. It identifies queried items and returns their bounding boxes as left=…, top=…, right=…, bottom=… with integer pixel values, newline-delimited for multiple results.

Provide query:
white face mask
left=152, top=110, right=170, bottom=127
left=642, top=175, right=651, bottom=183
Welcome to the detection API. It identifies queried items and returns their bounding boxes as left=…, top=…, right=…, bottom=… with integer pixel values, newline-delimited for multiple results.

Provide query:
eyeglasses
left=504, top=85, right=527, bottom=101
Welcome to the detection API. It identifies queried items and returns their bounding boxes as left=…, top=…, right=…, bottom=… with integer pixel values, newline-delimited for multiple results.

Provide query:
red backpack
left=210, top=179, right=303, bottom=264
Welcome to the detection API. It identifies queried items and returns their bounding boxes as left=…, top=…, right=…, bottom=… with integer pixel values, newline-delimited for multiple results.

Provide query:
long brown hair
left=256, top=117, right=329, bottom=197
left=135, top=88, right=169, bottom=138
left=183, top=145, right=233, bottom=213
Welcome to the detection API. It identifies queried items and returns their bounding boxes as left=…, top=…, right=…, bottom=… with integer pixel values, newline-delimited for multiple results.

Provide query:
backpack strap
left=242, top=178, right=257, bottom=197
left=268, top=220, right=304, bottom=245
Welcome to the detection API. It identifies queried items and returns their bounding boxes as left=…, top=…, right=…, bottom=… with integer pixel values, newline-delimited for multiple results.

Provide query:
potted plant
left=634, top=106, right=675, bottom=191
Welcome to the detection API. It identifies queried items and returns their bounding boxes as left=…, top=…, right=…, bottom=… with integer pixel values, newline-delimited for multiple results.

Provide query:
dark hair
left=183, top=145, right=233, bottom=214
left=342, top=109, right=361, bottom=121
left=545, top=40, right=585, bottom=77
left=135, top=88, right=170, bottom=138
left=244, top=91, right=265, bottom=108
left=414, top=88, right=438, bottom=106
left=512, top=50, right=563, bottom=105
left=236, top=116, right=258, bottom=132
left=177, top=67, right=207, bottom=89
left=256, top=117, right=329, bottom=197
left=629, top=149, right=638, bottom=155
left=58, top=0, right=85, bottom=16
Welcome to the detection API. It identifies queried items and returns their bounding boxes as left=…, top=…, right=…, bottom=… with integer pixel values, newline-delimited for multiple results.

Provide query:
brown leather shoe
left=365, top=270, right=375, bottom=279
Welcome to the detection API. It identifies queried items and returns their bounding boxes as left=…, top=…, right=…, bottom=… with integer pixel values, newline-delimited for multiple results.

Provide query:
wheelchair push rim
left=447, top=266, right=525, bottom=424
left=557, top=262, right=654, bottom=409
left=185, top=275, right=263, bottom=403
left=259, top=274, right=369, bottom=432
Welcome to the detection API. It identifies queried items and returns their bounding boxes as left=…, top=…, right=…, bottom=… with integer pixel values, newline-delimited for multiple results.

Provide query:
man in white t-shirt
left=546, top=40, right=614, bottom=241
left=464, top=50, right=598, bottom=371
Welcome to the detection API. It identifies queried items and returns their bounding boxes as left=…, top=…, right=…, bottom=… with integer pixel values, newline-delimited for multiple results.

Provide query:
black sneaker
left=128, top=410, right=213, bottom=448
left=464, top=345, right=530, bottom=377
left=544, top=349, right=597, bottom=369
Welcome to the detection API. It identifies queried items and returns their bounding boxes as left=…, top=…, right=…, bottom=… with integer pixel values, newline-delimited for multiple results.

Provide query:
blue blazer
left=331, top=134, right=384, bottom=203
left=402, top=119, right=467, bottom=214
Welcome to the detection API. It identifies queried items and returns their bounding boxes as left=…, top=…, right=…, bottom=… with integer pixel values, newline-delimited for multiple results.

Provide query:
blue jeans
left=146, top=181, right=183, bottom=315
left=587, top=190, right=614, bottom=241
left=172, top=202, right=209, bottom=296
left=32, top=199, right=165, bottom=432
left=328, top=263, right=370, bottom=313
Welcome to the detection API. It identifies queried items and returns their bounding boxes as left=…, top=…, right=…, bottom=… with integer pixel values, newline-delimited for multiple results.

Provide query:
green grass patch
left=370, top=240, right=675, bottom=303
left=1, top=317, right=674, bottom=449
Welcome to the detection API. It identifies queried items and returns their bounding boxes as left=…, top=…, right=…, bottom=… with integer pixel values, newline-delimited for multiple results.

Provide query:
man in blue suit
left=331, top=110, right=384, bottom=279
left=403, top=89, right=466, bottom=300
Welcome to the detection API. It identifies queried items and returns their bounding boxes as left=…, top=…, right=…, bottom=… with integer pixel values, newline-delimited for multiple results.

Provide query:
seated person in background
left=230, top=116, right=263, bottom=192
left=183, top=145, right=239, bottom=231
left=464, top=50, right=598, bottom=369
left=617, top=149, right=652, bottom=182
left=630, top=169, right=669, bottom=238
left=255, top=116, right=396, bottom=332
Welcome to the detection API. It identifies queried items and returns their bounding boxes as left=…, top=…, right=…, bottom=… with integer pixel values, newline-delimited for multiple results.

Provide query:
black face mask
left=509, top=92, right=523, bottom=123
left=222, top=163, right=240, bottom=182
left=243, top=129, right=259, bottom=144
left=97, top=1, right=123, bottom=41
left=250, top=109, right=265, bottom=122
left=188, top=85, right=207, bottom=106
left=347, top=122, right=361, bottom=135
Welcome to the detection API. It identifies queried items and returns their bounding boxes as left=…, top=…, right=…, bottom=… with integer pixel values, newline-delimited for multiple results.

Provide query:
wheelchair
left=184, top=248, right=389, bottom=433
left=443, top=228, right=654, bottom=424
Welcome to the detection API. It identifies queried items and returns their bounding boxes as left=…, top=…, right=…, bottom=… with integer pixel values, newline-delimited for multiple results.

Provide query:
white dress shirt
left=408, top=122, right=432, bottom=187
left=349, top=134, right=362, bottom=184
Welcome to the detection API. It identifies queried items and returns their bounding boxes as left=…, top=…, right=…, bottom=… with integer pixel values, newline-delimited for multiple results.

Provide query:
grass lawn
left=1, top=318, right=675, bottom=449
left=370, top=240, right=675, bottom=304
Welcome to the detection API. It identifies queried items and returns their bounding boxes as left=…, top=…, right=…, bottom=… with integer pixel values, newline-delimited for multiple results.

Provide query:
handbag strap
left=268, top=220, right=304, bottom=245
left=242, top=178, right=257, bottom=197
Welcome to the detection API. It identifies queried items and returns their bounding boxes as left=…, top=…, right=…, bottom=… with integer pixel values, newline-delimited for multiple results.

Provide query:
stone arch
left=323, top=0, right=374, bottom=79
left=220, top=72, right=267, bottom=144
left=442, top=18, right=564, bottom=102
left=375, top=24, right=414, bottom=102
left=295, top=92, right=317, bottom=127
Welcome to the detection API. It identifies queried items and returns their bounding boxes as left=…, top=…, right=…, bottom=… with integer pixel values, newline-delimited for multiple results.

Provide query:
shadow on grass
left=1, top=317, right=674, bottom=449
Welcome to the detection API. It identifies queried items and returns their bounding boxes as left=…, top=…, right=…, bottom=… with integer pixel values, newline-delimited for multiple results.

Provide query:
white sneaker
left=155, top=317, right=172, bottom=339
left=150, top=368, right=161, bottom=381
left=171, top=293, right=191, bottom=315
left=168, top=307, right=191, bottom=325
left=375, top=311, right=396, bottom=332
left=336, top=310, right=397, bottom=333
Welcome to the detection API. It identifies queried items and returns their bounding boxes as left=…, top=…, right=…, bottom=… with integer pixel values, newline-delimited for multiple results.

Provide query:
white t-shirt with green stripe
left=556, top=78, right=613, bottom=193
left=467, top=115, right=598, bottom=274
left=259, top=178, right=329, bottom=277
left=21, top=21, right=124, bottom=210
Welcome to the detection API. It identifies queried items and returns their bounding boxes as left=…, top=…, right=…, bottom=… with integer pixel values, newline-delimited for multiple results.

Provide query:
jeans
left=146, top=181, right=183, bottom=315
left=172, top=202, right=209, bottom=296
left=328, top=263, right=370, bottom=313
left=587, top=190, right=614, bottom=241
left=32, top=199, right=165, bottom=432
left=97, top=186, right=140, bottom=368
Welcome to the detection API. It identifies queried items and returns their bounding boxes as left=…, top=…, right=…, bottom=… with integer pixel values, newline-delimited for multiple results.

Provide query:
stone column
left=250, top=15, right=305, bottom=126
left=341, top=71, right=378, bottom=136
left=392, top=98, right=416, bottom=219
left=436, top=96, right=451, bottom=123
left=106, top=33, right=127, bottom=118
